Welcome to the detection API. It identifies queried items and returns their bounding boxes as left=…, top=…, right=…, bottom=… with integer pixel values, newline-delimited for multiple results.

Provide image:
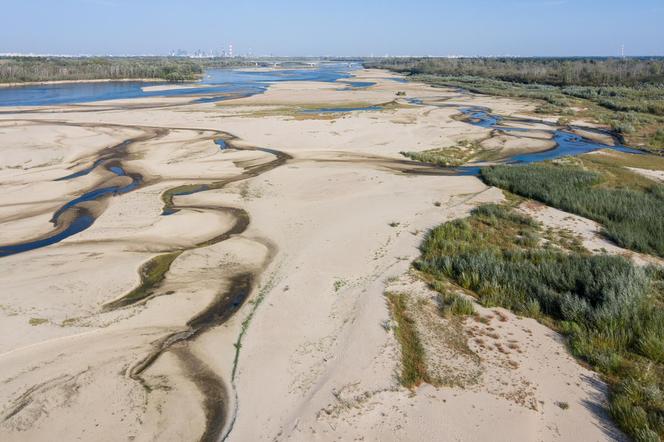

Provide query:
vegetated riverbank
left=480, top=156, right=664, bottom=258
left=367, top=57, right=664, bottom=152
left=0, top=56, right=210, bottom=83
left=414, top=202, right=664, bottom=441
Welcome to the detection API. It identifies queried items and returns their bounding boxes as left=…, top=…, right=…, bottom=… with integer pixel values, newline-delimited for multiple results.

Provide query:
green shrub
left=416, top=204, right=664, bottom=440
left=611, top=120, right=636, bottom=134
left=437, top=290, right=475, bottom=317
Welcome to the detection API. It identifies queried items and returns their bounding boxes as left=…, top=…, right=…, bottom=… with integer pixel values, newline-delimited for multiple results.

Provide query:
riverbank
left=0, top=68, right=629, bottom=441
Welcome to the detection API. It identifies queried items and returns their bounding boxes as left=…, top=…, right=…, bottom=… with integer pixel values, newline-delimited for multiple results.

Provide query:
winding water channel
left=0, top=75, right=645, bottom=258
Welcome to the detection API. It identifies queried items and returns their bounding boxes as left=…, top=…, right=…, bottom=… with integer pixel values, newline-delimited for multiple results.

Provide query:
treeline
left=0, top=56, right=363, bottom=84
left=0, top=57, right=242, bottom=83
left=366, top=57, right=664, bottom=87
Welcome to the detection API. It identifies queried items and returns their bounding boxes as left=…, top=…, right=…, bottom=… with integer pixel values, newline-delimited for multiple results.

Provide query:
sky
left=2, top=0, right=663, bottom=56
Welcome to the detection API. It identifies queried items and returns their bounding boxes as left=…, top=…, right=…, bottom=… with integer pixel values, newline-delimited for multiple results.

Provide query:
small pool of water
left=338, top=81, right=376, bottom=90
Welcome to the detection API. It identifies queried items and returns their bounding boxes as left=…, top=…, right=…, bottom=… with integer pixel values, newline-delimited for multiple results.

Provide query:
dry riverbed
left=0, top=69, right=624, bottom=441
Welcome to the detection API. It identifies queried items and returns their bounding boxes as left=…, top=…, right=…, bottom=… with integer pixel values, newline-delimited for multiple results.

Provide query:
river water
left=0, top=70, right=646, bottom=257
left=0, top=63, right=358, bottom=107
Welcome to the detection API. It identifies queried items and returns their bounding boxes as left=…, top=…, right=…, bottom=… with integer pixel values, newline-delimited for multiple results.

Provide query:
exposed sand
left=628, top=166, right=664, bottom=183
left=520, top=200, right=664, bottom=267
left=0, top=69, right=625, bottom=441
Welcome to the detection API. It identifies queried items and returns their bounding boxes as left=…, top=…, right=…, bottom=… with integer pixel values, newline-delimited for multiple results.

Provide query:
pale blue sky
left=2, top=0, right=663, bottom=56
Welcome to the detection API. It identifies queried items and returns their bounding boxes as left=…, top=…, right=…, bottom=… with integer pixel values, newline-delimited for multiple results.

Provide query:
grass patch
left=481, top=162, right=664, bottom=257
left=442, top=293, right=475, bottom=317
left=401, top=139, right=490, bottom=167
left=103, top=252, right=181, bottom=310
left=386, top=292, right=429, bottom=388
left=161, top=184, right=210, bottom=214
left=651, top=129, right=664, bottom=150
left=432, top=283, right=475, bottom=317
left=28, top=317, right=48, bottom=326
left=416, top=203, right=664, bottom=441
left=231, top=270, right=279, bottom=380
left=333, top=279, right=347, bottom=292
left=582, top=150, right=664, bottom=173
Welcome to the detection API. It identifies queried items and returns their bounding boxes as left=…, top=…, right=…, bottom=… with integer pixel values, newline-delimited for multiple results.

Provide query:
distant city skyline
left=2, top=0, right=663, bottom=57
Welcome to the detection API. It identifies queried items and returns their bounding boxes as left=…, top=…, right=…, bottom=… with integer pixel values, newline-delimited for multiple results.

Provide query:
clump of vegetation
left=556, top=401, right=570, bottom=410
left=103, top=252, right=181, bottom=310
left=29, top=317, right=48, bottom=326
left=386, top=292, right=429, bottom=388
left=333, top=279, right=347, bottom=292
left=481, top=163, right=664, bottom=257
left=651, top=129, right=664, bottom=149
left=416, top=203, right=664, bottom=441
left=436, top=288, right=475, bottom=317
left=401, top=139, right=489, bottom=166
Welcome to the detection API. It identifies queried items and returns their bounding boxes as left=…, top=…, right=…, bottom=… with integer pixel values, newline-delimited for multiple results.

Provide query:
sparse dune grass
left=386, top=292, right=429, bottom=388
left=416, top=203, right=664, bottom=441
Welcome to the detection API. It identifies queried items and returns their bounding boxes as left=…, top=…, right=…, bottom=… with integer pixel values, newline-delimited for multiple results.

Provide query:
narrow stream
left=406, top=98, right=643, bottom=174
left=0, top=161, right=142, bottom=257
left=460, top=106, right=643, bottom=162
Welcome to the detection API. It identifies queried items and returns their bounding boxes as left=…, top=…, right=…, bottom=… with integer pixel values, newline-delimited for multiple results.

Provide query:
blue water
left=55, top=156, right=110, bottom=181
left=506, top=131, right=639, bottom=164
left=50, top=165, right=139, bottom=223
left=0, top=63, right=358, bottom=107
left=0, top=64, right=365, bottom=258
left=338, top=81, right=376, bottom=90
left=0, top=164, right=141, bottom=257
left=0, top=214, right=95, bottom=257
left=459, top=107, right=501, bottom=128
left=456, top=107, right=643, bottom=163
